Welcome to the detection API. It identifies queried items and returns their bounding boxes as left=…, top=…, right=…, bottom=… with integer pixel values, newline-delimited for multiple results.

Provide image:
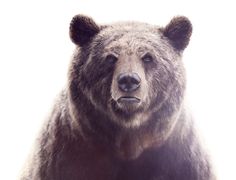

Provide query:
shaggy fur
left=20, top=15, right=215, bottom=180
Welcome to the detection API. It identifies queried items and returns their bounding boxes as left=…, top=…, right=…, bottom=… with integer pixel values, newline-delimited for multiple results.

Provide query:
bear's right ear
left=69, top=15, right=100, bottom=46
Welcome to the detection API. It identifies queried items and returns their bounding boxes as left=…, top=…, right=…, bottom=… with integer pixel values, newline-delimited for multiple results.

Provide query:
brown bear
left=20, top=15, right=215, bottom=180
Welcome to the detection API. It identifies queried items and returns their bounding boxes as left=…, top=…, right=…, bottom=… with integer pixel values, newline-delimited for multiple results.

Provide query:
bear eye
left=105, top=54, right=118, bottom=64
left=142, top=53, right=154, bottom=63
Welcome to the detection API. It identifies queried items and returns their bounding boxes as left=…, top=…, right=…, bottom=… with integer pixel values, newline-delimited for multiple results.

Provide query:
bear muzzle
left=116, top=72, right=142, bottom=107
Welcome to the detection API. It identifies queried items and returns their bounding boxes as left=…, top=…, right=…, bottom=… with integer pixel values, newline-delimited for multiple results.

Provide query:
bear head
left=68, top=15, right=192, bottom=159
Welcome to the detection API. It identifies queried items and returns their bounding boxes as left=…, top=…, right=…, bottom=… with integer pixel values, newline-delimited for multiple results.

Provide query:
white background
left=0, top=0, right=235, bottom=179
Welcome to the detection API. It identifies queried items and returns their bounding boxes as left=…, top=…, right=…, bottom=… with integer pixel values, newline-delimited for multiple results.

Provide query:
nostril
left=131, top=73, right=141, bottom=85
left=117, top=73, right=141, bottom=92
left=118, top=74, right=128, bottom=85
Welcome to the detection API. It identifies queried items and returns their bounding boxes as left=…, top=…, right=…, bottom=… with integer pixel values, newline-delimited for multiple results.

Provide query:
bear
left=20, top=15, right=215, bottom=180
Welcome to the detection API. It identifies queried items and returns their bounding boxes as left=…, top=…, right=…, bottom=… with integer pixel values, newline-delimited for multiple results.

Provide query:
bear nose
left=117, top=73, right=141, bottom=92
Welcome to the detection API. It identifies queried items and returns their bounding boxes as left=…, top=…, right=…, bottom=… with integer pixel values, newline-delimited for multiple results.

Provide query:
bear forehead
left=95, top=22, right=167, bottom=55
left=99, top=22, right=161, bottom=41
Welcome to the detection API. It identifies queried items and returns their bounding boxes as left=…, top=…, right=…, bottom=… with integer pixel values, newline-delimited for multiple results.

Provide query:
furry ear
left=69, top=15, right=100, bottom=46
left=162, top=16, right=192, bottom=51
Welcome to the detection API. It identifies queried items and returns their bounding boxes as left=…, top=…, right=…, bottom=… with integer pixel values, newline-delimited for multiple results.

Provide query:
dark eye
left=142, top=53, right=154, bottom=63
left=105, top=54, right=118, bottom=64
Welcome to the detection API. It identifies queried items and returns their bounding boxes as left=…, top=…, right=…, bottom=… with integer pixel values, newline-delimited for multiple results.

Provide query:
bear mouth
left=117, top=96, right=141, bottom=104
left=110, top=96, right=143, bottom=119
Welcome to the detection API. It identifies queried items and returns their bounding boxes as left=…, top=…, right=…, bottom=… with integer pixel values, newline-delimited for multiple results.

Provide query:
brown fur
left=20, top=15, right=215, bottom=180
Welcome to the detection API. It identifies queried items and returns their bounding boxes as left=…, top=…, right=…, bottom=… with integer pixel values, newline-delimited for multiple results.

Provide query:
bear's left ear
left=69, top=14, right=100, bottom=46
left=162, top=16, right=192, bottom=51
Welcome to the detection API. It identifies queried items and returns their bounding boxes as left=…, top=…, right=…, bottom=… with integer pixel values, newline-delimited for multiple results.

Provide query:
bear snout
left=117, top=72, right=141, bottom=92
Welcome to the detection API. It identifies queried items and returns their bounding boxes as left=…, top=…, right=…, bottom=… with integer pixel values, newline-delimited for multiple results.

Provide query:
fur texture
left=20, top=15, right=215, bottom=180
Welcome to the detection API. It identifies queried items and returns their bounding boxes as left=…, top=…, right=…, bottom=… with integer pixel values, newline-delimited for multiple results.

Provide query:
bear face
left=68, top=15, right=192, bottom=159
left=69, top=15, right=191, bottom=128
